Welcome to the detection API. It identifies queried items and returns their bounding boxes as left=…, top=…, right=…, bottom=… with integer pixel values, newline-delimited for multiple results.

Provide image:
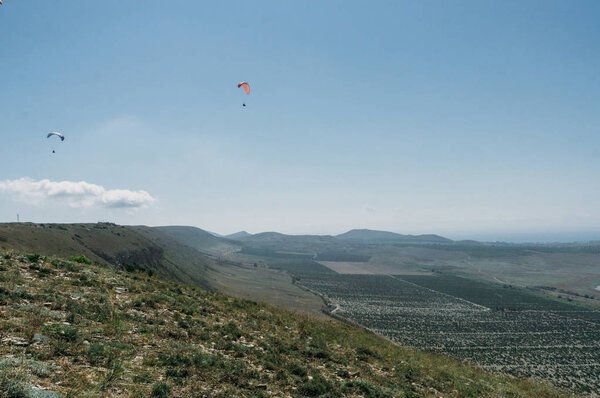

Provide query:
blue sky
left=1, top=1, right=599, bottom=241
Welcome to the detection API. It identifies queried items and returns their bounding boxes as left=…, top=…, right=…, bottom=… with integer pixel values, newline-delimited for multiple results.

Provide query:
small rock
left=2, top=336, right=29, bottom=346
left=33, top=333, right=48, bottom=343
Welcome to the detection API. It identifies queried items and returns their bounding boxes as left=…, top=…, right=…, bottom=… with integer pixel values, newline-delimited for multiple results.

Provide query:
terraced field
left=297, top=273, right=600, bottom=393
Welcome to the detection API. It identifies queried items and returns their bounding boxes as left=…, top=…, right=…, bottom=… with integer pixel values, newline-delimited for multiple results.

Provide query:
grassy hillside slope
left=154, top=226, right=240, bottom=256
left=0, top=223, right=324, bottom=315
left=0, top=250, right=571, bottom=398
left=203, top=260, right=327, bottom=318
left=0, top=223, right=213, bottom=289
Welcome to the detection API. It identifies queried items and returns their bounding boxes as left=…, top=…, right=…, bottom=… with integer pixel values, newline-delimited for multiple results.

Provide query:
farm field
left=297, top=273, right=600, bottom=393
left=318, top=260, right=435, bottom=275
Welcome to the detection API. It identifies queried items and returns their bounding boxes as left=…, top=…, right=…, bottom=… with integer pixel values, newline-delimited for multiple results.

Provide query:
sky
left=0, top=1, right=599, bottom=242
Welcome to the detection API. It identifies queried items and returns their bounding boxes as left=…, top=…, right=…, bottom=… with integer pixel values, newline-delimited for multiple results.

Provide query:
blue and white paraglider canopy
left=47, top=132, right=65, bottom=141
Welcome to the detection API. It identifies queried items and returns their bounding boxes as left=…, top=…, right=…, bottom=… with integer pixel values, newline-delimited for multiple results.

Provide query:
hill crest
left=336, top=229, right=452, bottom=244
left=0, top=222, right=214, bottom=288
left=155, top=225, right=239, bottom=255
left=225, top=231, right=253, bottom=240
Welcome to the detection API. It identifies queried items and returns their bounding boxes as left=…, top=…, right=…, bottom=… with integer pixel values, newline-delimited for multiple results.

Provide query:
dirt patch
left=318, top=261, right=433, bottom=275
left=318, top=261, right=374, bottom=274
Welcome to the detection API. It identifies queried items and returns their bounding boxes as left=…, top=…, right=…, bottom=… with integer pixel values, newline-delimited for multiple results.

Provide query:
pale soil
left=318, top=261, right=433, bottom=275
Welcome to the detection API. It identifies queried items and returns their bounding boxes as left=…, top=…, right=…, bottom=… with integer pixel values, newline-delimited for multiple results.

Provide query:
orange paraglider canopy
left=237, top=81, right=250, bottom=94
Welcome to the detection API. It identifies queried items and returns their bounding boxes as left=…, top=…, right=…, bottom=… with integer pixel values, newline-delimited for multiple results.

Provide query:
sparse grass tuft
left=66, top=255, right=91, bottom=264
left=151, top=382, right=172, bottom=397
left=26, top=254, right=42, bottom=262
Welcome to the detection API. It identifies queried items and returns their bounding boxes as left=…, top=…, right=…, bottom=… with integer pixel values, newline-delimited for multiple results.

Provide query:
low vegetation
left=0, top=250, right=573, bottom=397
left=66, top=255, right=92, bottom=265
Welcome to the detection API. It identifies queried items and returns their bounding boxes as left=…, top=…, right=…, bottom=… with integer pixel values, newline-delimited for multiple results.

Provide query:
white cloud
left=0, top=178, right=156, bottom=209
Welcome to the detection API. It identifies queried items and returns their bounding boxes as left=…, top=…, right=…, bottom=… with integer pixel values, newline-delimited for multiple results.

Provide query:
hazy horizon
left=220, top=226, right=600, bottom=244
left=1, top=217, right=599, bottom=244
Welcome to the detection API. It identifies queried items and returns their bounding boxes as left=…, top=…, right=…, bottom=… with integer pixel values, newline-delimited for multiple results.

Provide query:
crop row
left=298, top=274, right=600, bottom=393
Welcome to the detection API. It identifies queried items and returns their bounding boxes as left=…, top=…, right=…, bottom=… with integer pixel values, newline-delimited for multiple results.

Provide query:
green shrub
left=396, top=362, right=420, bottom=383
left=299, top=375, right=334, bottom=396
left=0, top=378, right=30, bottom=398
left=288, top=363, right=307, bottom=378
left=222, top=321, right=243, bottom=339
left=45, top=324, right=80, bottom=343
left=124, top=264, right=137, bottom=272
left=355, top=345, right=380, bottom=361
left=86, top=343, right=106, bottom=366
left=165, top=366, right=190, bottom=379
left=0, top=377, right=61, bottom=398
left=67, top=255, right=91, bottom=264
left=157, top=352, right=191, bottom=367
left=50, top=259, right=79, bottom=272
left=342, top=380, right=386, bottom=397
left=191, top=352, right=221, bottom=368
left=132, top=371, right=153, bottom=383
left=151, top=382, right=172, bottom=398
left=304, top=346, right=330, bottom=359
left=27, top=254, right=42, bottom=263
left=100, top=361, right=123, bottom=391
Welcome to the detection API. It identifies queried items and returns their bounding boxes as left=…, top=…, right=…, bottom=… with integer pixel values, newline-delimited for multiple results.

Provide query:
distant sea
left=448, top=230, right=600, bottom=244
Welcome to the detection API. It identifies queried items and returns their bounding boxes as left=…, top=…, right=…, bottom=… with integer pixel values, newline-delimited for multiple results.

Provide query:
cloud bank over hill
left=0, top=178, right=156, bottom=209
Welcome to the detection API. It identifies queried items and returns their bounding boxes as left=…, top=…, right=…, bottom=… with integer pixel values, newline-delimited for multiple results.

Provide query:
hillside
left=225, top=231, right=253, bottom=240
left=0, top=249, right=570, bottom=397
left=0, top=223, right=213, bottom=289
left=335, top=229, right=452, bottom=244
left=0, top=223, right=327, bottom=315
left=154, top=226, right=240, bottom=256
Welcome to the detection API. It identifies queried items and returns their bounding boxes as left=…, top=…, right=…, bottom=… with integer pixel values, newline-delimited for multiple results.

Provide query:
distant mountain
left=155, top=225, right=240, bottom=255
left=228, top=229, right=453, bottom=253
left=456, top=240, right=483, bottom=245
left=236, top=232, right=345, bottom=253
left=225, top=231, right=253, bottom=240
left=335, top=229, right=452, bottom=244
left=243, top=232, right=338, bottom=245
